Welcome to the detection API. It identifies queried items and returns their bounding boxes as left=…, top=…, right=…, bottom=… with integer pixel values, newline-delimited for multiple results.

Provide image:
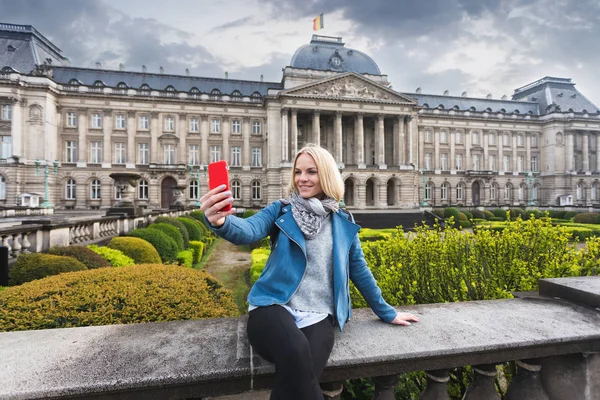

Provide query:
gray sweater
left=286, top=214, right=335, bottom=315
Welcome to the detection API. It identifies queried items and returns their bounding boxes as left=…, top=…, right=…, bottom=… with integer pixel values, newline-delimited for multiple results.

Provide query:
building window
left=0, top=176, right=6, bottom=200
left=231, top=146, right=241, bottom=167
left=189, top=180, right=199, bottom=200
left=164, top=144, right=175, bottom=164
left=472, top=131, right=480, bottom=145
left=503, top=133, right=510, bottom=146
left=251, top=180, right=261, bottom=200
left=189, top=118, right=199, bottom=133
left=489, top=155, right=496, bottom=171
left=490, top=184, right=498, bottom=200
left=456, top=184, right=464, bottom=201
left=1, top=136, right=12, bottom=159
left=592, top=182, right=599, bottom=201
left=252, top=147, right=262, bottom=167
left=164, top=116, right=175, bottom=131
left=211, top=119, right=221, bottom=133
left=252, top=121, right=261, bottom=135
left=472, top=154, right=480, bottom=170
left=189, top=144, right=199, bottom=166
left=519, top=184, right=526, bottom=201
left=138, top=143, right=149, bottom=164
left=441, top=182, right=449, bottom=201
left=424, top=130, right=432, bottom=142
left=425, top=182, right=433, bottom=200
left=455, top=154, right=463, bottom=171
left=232, top=120, right=241, bottom=134
left=517, top=134, right=524, bottom=147
left=134, top=179, right=147, bottom=200
left=517, top=156, right=524, bottom=172
left=210, top=145, right=221, bottom=162
left=89, top=141, right=102, bottom=163
left=90, top=179, right=101, bottom=200
left=532, top=185, right=538, bottom=201
left=503, top=155, right=510, bottom=171
left=455, top=131, right=462, bottom=144
left=91, top=113, right=102, bottom=129
left=65, top=141, right=77, bottom=163
left=66, top=112, right=77, bottom=127
left=139, top=115, right=149, bottom=130
left=504, top=184, right=512, bottom=200
left=424, top=153, right=432, bottom=170
left=65, top=179, right=76, bottom=200
left=531, top=134, right=538, bottom=148
left=440, top=131, right=447, bottom=144
left=577, top=183, right=584, bottom=201
left=231, top=180, right=241, bottom=200
left=489, top=133, right=496, bottom=146
left=115, top=114, right=126, bottom=129
left=114, top=143, right=126, bottom=164
left=531, top=156, right=538, bottom=172
left=1, top=105, right=11, bottom=121
left=440, top=153, right=448, bottom=170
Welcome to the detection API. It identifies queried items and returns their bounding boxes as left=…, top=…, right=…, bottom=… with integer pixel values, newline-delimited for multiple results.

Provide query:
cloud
left=210, top=16, right=256, bottom=33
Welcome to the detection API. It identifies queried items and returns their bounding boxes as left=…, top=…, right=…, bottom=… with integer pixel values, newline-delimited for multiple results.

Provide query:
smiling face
left=294, top=153, right=324, bottom=199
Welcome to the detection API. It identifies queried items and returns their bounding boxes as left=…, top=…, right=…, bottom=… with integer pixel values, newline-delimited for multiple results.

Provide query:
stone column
left=126, top=111, right=135, bottom=168
left=450, top=129, right=456, bottom=171
left=150, top=112, right=159, bottom=164
left=334, top=111, right=343, bottom=164
left=420, top=370, right=450, bottom=400
left=200, top=116, right=208, bottom=165
left=597, top=132, right=600, bottom=171
left=281, top=109, right=289, bottom=162
left=222, top=118, right=230, bottom=164
left=408, top=116, right=415, bottom=165
left=465, top=129, right=472, bottom=170
left=77, top=109, right=88, bottom=164
left=505, top=359, right=549, bottom=400
left=242, top=117, right=250, bottom=171
left=102, top=109, right=112, bottom=167
left=378, top=183, right=387, bottom=208
left=526, top=132, right=532, bottom=172
left=376, top=114, right=386, bottom=169
left=418, top=126, right=425, bottom=170
left=178, top=114, right=187, bottom=165
left=483, top=130, right=489, bottom=170
left=312, top=110, right=320, bottom=147
left=10, top=98, right=22, bottom=159
left=512, top=132, right=518, bottom=172
left=396, top=115, right=404, bottom=166
left=463, top=364, right=500, bottom=400
left=498, top=132, right=504, bottom=173
left=355, top=113, right=365, bottom=168
left=583, top=132, right=590, bottom=171
left=566, top=132, right=575, bottom=172
left=291, top=109, right=298, bottom=159
left=434, top=128, right=440, bottom=170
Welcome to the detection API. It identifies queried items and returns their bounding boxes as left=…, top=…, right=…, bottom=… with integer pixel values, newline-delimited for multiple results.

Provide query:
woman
left=200, top=145, right=418, bottom=400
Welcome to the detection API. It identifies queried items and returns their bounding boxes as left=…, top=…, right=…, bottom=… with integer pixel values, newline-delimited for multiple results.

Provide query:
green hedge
left=250, top=248, right=270, bottom=284
left=107, top=236, right=162, bottom=264
left=87, top=245, right=135, bottom=267
left=153, top=217, right=190, bottom=248
left=9, top=253, right=87, bottom=286
left=127, top=228, right=179, bottom=263
left=177, top=217, right=204, bottom=241
left=189, top=241, right=205, bottom=264
left=492, top=209, right=507, bottom=220
left=483, top=210, right=494, bottom=220
left=358, top=228, right=394, bottom=242
left=444, top=207, right=460, bottom=222
left=573, top=212, right=600, bottom=224
left=149, top=223, right=185, bottom=251
left=177, top=249, right=194, bottom=268
left=564, top=211, right=579, bottom=220
left=0, top=265, right=239, bottom=332
left=48, top=246, right=110, bottom=269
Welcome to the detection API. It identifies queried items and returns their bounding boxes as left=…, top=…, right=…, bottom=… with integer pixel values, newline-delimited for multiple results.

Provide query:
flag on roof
left=313, top=13, right=324, bottom=31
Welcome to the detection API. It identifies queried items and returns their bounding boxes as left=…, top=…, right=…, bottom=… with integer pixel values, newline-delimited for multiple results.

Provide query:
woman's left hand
left=390, top=312, right=419, bottom=326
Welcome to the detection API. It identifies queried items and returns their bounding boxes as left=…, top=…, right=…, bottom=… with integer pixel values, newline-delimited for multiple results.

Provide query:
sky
left=1, top=0, right=600, bottom=105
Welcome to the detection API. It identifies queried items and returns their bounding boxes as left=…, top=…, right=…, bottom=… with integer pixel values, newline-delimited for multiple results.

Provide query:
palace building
left=1, top=22, right=600, bottom=210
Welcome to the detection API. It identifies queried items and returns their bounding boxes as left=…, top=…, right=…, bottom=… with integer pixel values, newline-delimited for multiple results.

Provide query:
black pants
left=247, top=305, right=335, bottom=400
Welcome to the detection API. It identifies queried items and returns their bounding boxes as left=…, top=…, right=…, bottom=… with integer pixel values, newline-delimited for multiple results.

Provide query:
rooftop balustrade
left=1, top=277, right=598, bottom=399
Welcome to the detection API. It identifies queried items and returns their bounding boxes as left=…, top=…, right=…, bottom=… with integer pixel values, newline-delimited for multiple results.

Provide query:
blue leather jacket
left=207, top=201, right=397, bottom=331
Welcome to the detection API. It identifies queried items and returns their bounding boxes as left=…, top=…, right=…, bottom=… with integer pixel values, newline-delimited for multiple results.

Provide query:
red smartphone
left=208, top=160, right=232, bottom=212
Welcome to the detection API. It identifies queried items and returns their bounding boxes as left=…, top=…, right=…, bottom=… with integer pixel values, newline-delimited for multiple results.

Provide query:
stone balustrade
left=0, top=207, right=54, bottom=218
left=0, top=277, right=598, bottom=400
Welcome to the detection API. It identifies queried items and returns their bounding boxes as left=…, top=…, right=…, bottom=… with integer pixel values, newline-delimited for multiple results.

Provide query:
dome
left=290, top=35, right=381, bottom=75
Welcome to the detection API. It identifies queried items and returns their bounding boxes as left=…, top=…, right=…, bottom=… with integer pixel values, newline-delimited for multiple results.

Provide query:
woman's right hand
left=199, top=184, right=236, bottom=228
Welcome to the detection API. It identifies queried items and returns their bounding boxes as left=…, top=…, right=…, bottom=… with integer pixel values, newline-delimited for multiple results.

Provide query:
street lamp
left=527, top=171, right=536, bottom=206
left=188, top=163, right=207, bottom=207
left=35, top=159, right=59, bottom=208
left=338, top=165, right=346, bottom=209
left=421, top=169, right=429, bottom=207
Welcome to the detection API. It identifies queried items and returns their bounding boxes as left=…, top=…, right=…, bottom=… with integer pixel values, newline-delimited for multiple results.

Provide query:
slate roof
left=0, top=23, right=69, bottom=73
left=290, top=35, right=381, bottom=75
left=512, top=77, right=600, bottom=114
left=52, top=67, right=282, bottom=96
left=401, top=92, right=540, bottom=115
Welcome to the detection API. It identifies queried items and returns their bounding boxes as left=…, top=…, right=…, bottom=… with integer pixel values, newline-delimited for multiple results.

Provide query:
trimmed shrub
left=564, top=211, right=579, bottom=221
left=87, top=245, right=135, bottom=267
left=189, top=240, right=205, bottom=264
left=433, top=208, right=445, bottom=218
left=444, top=207, right=460, bottom=221
left=48, top=246, right=110, bottom=269
left=573, top=212, right=600, bottom=224
left=526, top=210, right=544, bottom=220
left=149, top=223, right=184, bottom=251
left=250, top=248, right=271, bottom=284
left=359, top=228, right=394, bottom=242
left=0, top=265, right=239, bottom=332
left=483, top=210, right=494, bottom=220
left=177, top=217, right=204, bottom=241
left=107, top=236, right=161, bottom=264
left=9, top=253, right=87, bottom=286
left=492, top=209, right=507, bottom=220
left=189, top=210, right=209, bottom=228
left=548, top=210, right=567, bottom=219
left=470, top=210, right=485, bottom=219
left=128, top=228, right=179, bottom=263
left=243, top=210, right=257, bottom=218
left=459, top=220, right=471, bottom=228
left=177, top=249, right=194, bottom=268
left=153, top=217, right=190, bottom=248
left=184, top=214, right=210, bottom=236
left=509, top=208, right=526, bottom=220
left=488, top=217, right=505, bottom=222
left=463, top=211, right=473, bottom=220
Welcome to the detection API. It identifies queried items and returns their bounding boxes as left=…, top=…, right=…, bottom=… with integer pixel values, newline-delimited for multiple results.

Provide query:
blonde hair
left=288, top=144, right=344, bottom=201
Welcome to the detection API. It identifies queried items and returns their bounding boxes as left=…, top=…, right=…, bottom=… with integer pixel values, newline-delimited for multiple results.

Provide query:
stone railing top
left=539, top=276, right=600, bottom=308
left=1, top=278, right=599, bottom=399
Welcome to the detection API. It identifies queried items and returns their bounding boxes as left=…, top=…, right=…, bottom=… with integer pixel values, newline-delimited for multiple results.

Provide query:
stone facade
left=1, top=24, right=600, bottom=210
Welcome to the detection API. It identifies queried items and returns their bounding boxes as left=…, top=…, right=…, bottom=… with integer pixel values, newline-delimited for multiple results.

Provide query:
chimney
left=225, top=71, right=228, bottom=79
left=260, top=74, right=264, bottom=82
left=95, top=62, right=102, bottom=69
left=159, top=66, right=164, bottom=74
left=142, top=65, right=147, bottom=73
left=119, top=63, right=124, bottom=71
left=185, top=68, right=190, bottom=76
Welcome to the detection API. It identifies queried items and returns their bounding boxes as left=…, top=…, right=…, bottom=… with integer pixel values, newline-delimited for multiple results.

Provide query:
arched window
left=117, top=82, right=128, bottom=88
left=504, top=184, right=513, bottom=200
left=189, top=180, right=199, bottom=200
left=441, top=182, right=450, bottom=201
left=592, top=182, right=599, bottom=201
left=165, top=85, right=176, bottom=91
left=140, top=83, right=151, bottom=90
left=65, top=179, right=76, bottom=200
left=251, top=91, right=262, bottom=103
left=90, top=179, right=101, bottom=200
left=210, top=89, right=221, bottom=100
left=518, top=184, right=526, bottom=201
left=139, top=84, right=151, bottom=96
left=425, top=182, right=433, bottom=201
left=231, top=90, right=242, bottom=101
left=456, top=183, right=464, bottom=201
left=490, top=183, right=498, bottom=200
left=0, top=176, right=6, bottom=200
left=190, top=87, right=200, bottom=98
left=68, top=79, right=81, bottom=86
left=231, top=180, right=241, bottom=200
left=138, top=179, right=149, bottom=200
left=251, top=180, right=261, bottom=200
left=93, top=80, right=104, bottom=87
left=485, top=107, right=492, bottom=113
left=577, top=182, right=584, bottom=200
left=532, top=184, right=539, bottom=201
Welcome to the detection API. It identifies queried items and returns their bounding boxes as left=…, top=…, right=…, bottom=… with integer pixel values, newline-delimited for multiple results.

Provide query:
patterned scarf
left=289, top=192, right=339, bottom=239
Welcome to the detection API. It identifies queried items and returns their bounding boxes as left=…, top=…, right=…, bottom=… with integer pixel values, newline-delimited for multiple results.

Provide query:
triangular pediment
left=281, top=72, right=417, bottom=104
